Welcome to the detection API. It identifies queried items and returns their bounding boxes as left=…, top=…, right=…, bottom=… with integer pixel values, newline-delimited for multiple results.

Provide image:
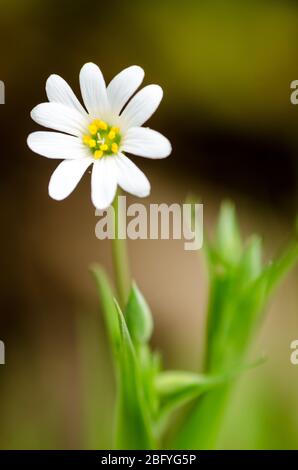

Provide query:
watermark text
left=290, top=339, right=298, bottom=365
left=0, top=81, right=4, bottom=104
left=290, top=80, right=298, bottom=104
left=95, top=197, right=203, bottom=251
left=0, top=340, right=5, bottom=365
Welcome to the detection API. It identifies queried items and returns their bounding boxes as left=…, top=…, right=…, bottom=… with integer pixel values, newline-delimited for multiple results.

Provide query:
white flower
left=27, top=63, right=171, bottom=209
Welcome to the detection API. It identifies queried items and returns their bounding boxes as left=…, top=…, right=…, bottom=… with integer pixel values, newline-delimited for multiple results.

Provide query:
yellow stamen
left=95, top=119, right=107, bottom=130
left=83, top=134, right=91, bottom=144
left=88, top=139, right=96, bottom=148
left=88, top=124, right=98, bottom=135
left=94, top=150, right=103, bottom=159
left=83, top=120, right=120, bottom=157
left=111, top=143, right=118, bottom=153
left=108, top=130, right=116, bottom=140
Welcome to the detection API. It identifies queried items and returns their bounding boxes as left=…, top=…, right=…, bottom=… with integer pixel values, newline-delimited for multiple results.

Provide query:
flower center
left=82, top=119, right=121, bottom=159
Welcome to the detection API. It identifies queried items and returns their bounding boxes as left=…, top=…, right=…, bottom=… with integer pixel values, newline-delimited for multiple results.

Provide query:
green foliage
left=125, top=282, right=153, bottom=344
left=91, top=267, right=155, bottom=449
left=155, top=371, right=226, bottom=421
left=92, top=201, right=298, bottom=449
left=114, top=300, right=155, bottom=449
left=173, top=201, right=298, bottom=449
left=91, top=265, right=120, bottom=365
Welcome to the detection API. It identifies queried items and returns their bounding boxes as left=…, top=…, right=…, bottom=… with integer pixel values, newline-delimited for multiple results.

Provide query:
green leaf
left=171, top=359, right=266, bottom=450
left=125, top=282, right=153, bottom=344
left=114, top=300, right=155, bottom=450
left=156, top=371, right=224, bottom=418
left=216, top=201, right=242, bottom=265
left=237, top=236, right=262, bottom=287
left=176, top=203, right=297, bottom=450
left=90, top=264, right=120, bottom=362
left=91, top=267, right=155, bottom=449
left=137, top=345, right=160, bottom=421
left=125, top=283, right=157, bottom=420
left=264, top=240, right=298, bottom=297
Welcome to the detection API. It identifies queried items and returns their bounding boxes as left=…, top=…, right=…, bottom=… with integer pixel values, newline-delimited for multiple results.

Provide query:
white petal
left=46, top=74, right=87, bottom=115
left=107, top=65, right=144, bottom=115
left=120, top=84, right=163, bottom=130
left=115, top=154, right=150, bottom=197
left=79, top=63, right=109, bottom=118
left=27, top=132, right=90, bottom=159
left=31, top=103, right=89, bottom=136
left=49, top=158, right=93, bottom=200
left=122, top=127, right=171, bottom=159
left=91, top=157, right=118, bottom=209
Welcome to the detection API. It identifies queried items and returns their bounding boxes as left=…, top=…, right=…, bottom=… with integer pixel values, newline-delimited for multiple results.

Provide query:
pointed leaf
left=114, top=300, right=155, bottom=450
left=90, top=264, right=120, bottom=362
left=216, top=201, right=242, bottom=265
left=125, top=282, right=153, bottom=344
left=156, top=371, right=224, bottom=418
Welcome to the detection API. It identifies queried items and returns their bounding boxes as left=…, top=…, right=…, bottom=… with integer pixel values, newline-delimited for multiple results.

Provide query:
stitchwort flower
left=27, top=63, right=171, bottom=209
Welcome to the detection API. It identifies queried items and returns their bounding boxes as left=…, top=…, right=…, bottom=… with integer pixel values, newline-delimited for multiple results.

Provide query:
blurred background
left=0, top=0, right=297, bottom=449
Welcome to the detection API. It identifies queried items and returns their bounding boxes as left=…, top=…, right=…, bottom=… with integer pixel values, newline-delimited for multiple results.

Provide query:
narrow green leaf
left=125, top=282, right=153, bottom=344
left=114, top=300, right=155, bottom=450
left=171, top=358, right=266, bottom=449
left=216, top=201, right=242, bottom=265
left=90, top=264, right=120, bottom=362
left=179, top=209, right=297, bottom=449
left=125, top=283, right=157, bottom=419
left=264, top=240, right=298, bottom=296
left=156, top=371, right=224, bottom=418
left=237, top=236, right=262, bottom=287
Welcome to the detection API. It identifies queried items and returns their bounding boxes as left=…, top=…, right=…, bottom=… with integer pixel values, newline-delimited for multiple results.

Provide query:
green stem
left=111, top=189, right=131, bottom=309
